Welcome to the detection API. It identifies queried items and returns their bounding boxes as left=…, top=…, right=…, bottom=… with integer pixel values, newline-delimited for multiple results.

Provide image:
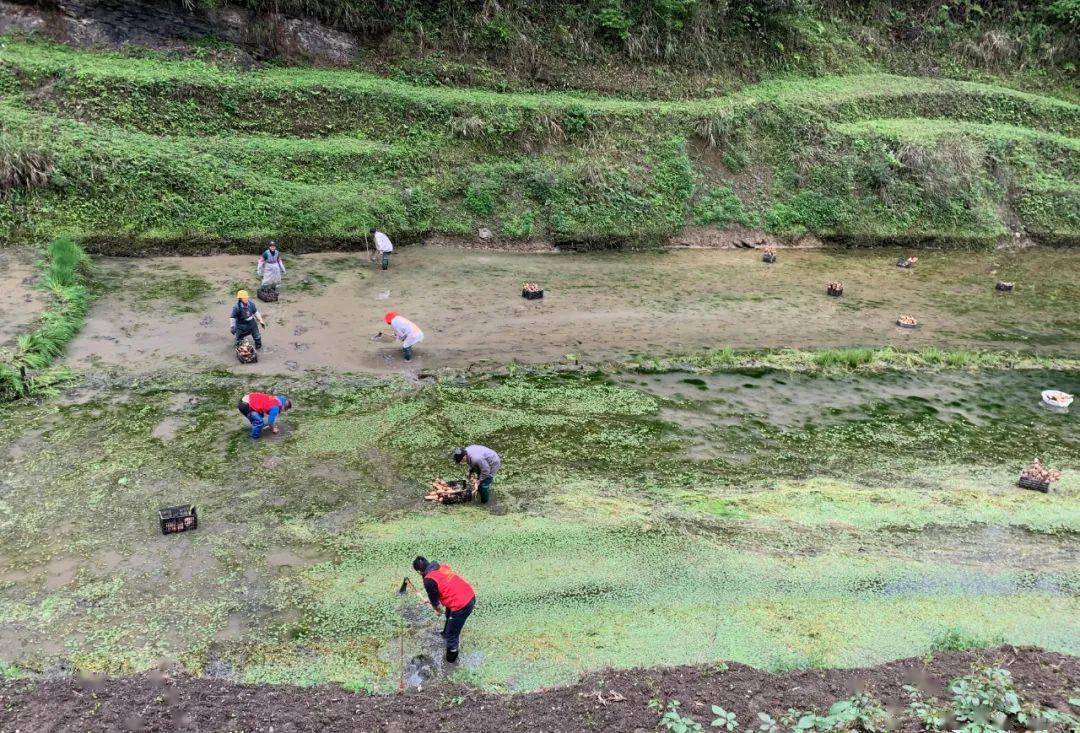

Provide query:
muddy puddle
left=0, top=247, right=48, bottom=348
left=63, top=247, right=1080, bottom=376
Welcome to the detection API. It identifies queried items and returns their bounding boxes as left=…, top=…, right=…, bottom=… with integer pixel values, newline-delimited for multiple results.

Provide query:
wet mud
left=1, top=647, right=1076, bottom=733
left=63, top=247, right=1080, bottom=376
left=0, top=247, right=47, bottom=349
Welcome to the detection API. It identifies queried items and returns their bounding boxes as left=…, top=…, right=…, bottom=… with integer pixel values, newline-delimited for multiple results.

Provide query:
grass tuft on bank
left=0, top=236, right=90, bottom=400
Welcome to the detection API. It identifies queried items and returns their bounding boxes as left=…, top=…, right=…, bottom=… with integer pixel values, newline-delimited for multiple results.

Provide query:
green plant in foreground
left=651, top=699, right=742, bottom=732
left=652, top=699, right=705, bottom=732
left=904, top=666, right=1080, bottom=733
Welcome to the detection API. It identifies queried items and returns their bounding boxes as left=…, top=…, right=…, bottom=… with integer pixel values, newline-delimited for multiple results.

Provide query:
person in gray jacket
left=453, top=445, right=501, bottom=504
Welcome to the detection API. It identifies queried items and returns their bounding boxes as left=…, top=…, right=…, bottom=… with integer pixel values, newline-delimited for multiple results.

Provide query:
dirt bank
left=64, top=247, right=1080, bottom=377
left=0, top=247, right=47, bottom=350
left=0, top=647, right=1075, bottom=732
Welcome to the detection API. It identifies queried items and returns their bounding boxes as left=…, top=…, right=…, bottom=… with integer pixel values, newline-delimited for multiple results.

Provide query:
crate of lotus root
left=826, top=281, right=844, bottom=297
left=761, top=247, right=777, bottom=264
left=236, top=341, right=258, bottom=364
left=1018, top=458, right=1062, bottom=493
left=896, top=256, right=918, bottom=269
left=425, top=476, right=480, bottom=504
left=896, top=314, right=918, bottom=329
left=522, top=282, right=544, bottom=300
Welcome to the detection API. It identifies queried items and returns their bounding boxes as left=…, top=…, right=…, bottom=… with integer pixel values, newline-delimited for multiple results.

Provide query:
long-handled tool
left=398, top=576, right=441, bottom=615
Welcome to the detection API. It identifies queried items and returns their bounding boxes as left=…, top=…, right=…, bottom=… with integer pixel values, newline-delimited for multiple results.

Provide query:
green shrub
left=693, top=186, right=755, bottom=227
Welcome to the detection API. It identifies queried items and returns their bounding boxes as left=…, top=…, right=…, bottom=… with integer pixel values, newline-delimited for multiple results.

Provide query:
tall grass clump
left=0, top=236, right=90, bottom=400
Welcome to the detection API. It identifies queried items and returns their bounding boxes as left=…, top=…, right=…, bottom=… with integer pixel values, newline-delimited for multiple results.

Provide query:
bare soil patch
left=62, top=247, right=1080, bottom=377
left=0, top=647, right=1075, bottom=732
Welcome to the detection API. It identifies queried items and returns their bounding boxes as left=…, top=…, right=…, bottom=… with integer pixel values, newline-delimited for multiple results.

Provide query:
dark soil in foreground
left=1, top=647, right=1076, bottom=732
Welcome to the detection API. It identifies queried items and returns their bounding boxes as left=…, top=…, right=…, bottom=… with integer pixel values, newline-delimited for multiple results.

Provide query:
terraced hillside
left=1, top=39, right=1077, bottom=249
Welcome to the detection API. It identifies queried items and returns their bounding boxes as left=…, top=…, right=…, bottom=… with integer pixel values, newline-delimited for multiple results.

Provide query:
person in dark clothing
left=230, top=290, right=267, bottom=350
left=413, top=556, right=476, bottom=663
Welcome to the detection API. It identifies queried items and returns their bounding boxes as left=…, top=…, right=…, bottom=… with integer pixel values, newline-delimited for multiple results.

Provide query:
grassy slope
left=1, top=39, right=1077, bottom=248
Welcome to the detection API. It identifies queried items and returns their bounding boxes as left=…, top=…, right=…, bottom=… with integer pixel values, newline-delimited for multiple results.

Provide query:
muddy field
left=4, top=242, right=1080, bottom=725
left=64, top=247, right=1080, bottom=375
left=0, top=360, right=1076, bottom=693
left=0, top=247, right=47, bottom=349
left=1, top=647, right=1076, bottom=732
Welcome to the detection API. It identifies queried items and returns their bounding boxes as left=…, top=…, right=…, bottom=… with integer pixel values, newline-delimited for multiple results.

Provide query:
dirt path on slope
left=1, top=647, right=1076, bottom=732
left=63, top=247, right=1080, bottom=376
left=0, top=247, right=48, bottom=349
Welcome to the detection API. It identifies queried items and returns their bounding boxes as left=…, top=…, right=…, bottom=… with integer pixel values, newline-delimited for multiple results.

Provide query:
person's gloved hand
left=230, top=326, right=236, bottom=335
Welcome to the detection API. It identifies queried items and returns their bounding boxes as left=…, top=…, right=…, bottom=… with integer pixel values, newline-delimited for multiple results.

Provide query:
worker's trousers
left=237, top=400, right=266, bottom=440
left=477, top=477, right=493, bottom=503
left=442, top=596, right=475, bottom=662
left=235, top=322, right=262, bottom=350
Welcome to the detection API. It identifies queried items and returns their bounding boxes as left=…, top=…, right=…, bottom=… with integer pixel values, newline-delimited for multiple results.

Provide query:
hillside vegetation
left=0, top=0, right=1077, bottom=250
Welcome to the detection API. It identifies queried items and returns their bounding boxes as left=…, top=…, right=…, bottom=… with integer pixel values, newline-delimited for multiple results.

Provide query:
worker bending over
left=257, top=241, right=286, bottom=287
left=230, top=290, right=267, bottom=350
left=238, top=392, right=291, bottom=439
left=384, top=311, right=423, bottom=361
left=453, top=445, right=501, bottom=503
left=373, top=230, right=393, bottom=270
left=413, top=556, right=476, bottom=663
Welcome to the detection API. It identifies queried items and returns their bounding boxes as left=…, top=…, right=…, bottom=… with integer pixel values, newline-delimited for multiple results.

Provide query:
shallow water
left=63, top=247, right=1080, bottom=375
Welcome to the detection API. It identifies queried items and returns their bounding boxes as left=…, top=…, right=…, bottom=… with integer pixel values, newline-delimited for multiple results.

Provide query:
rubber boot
left=381, top=253, right=389, bottom=270
left=446, top=648, right=459, bottom=664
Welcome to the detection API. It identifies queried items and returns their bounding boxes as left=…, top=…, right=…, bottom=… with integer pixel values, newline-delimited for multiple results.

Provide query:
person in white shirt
left=383, top=311, right=423, bottom=361
left=373, top=230, right=393, bottom=270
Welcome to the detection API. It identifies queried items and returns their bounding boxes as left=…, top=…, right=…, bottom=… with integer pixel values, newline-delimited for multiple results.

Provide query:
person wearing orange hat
left=384, top=311, right=423, bottom=361
left=230, top=290, right=267, bottom=350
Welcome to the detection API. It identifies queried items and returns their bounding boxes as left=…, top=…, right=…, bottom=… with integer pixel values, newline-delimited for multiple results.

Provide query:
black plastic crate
left=762, top=253, right=777, bottom=263
left=996, top=281, right=1014, bottom=292
left=257, top=285, right=279, bottom=302
left=1018, top=476, right=1050, bottom=493
left=159, top=504, right=198, bottom=534
left=522, top=289, right=544, bottom=300
left=826, top=286, right=843, bottom=297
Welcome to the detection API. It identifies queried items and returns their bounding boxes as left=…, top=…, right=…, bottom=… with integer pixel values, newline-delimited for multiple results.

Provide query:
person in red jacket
left=413, top=556, right=476, bottom=663
left=237, top=392, right=291, bottom=439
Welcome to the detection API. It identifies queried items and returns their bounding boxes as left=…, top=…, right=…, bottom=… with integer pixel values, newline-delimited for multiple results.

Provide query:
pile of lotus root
left=1021, top=458, right=1062, bottom=484
left=897, top=314, right=918, bottom=327
left=827, top=281, right=844, bottom=293
left=761, top=247, right=777, bottom=256
left=522, top=282, right=542, bottom=293
left=236, top=342, right=257, bottom=363
left=425, top=476, right=480, bottom=504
